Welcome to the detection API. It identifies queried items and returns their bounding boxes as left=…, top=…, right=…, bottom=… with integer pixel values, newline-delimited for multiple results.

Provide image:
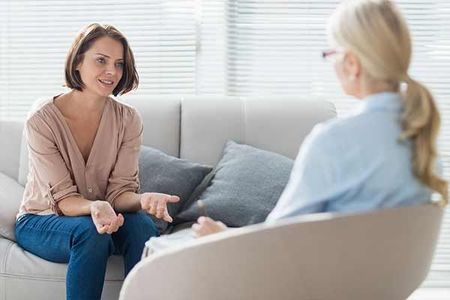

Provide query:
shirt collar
left=359, top=92, right=403, bottom=113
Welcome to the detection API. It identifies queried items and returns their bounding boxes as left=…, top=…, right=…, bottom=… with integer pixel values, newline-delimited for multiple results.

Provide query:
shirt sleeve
left=25, top=114, right=80, bottom=215
left=266, top=124, right=340, bottom=222
left=105, top=107, right=143, bottom=206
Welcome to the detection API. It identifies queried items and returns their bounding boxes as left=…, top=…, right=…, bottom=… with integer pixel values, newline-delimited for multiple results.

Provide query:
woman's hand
left=90, top=201, right=124, bottom=234
left=140, top=192, right=180, bottom=222
left=192, top=216, right=228, bottom=237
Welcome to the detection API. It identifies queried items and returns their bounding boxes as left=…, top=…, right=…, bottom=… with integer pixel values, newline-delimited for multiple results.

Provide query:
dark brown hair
left=65, top=23, right=139, bottom=96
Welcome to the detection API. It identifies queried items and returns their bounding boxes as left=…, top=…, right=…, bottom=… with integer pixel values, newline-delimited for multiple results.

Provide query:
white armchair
left=119, top=204, right=444, bottom=300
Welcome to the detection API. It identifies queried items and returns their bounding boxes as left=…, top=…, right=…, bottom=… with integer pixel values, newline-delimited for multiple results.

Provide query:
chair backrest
left=119, top=204, right=444, bottom=300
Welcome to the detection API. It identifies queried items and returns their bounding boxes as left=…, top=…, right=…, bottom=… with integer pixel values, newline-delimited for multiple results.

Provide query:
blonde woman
left=15, top=24, right=179, bottom=300
left=193, top=0, right=448, bottom=236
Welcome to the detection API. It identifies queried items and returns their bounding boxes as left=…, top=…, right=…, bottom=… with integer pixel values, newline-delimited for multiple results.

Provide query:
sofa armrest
left=119, top=204, right=443, bottom=300
left=0, top=172, right=24, bottom=241
left=0, top=120, right=24, bottom=180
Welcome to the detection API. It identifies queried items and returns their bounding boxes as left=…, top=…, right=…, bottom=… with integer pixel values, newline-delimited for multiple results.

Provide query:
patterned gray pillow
left=139, top=146, right=212, bottom=233
left=175, top=141, right=293, bottom=227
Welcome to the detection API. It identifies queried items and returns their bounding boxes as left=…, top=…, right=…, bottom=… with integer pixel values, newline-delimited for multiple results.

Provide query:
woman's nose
left=104, top=63, right=116, bottom=76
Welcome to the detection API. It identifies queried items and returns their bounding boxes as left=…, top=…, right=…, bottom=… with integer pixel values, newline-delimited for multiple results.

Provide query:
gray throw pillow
left=139, top=146, right=212, bottom=233
left=175, top=141, right=293, bottom=227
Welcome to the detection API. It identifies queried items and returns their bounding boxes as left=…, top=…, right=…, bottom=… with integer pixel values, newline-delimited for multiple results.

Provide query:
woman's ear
left=343, top=51, right=361, bottom=81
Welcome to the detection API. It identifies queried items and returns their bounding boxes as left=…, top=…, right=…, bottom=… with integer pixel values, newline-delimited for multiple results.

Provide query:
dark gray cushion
left=139, top=146, right=212, bottom=233
left=175, top=141, right=293, bottom=227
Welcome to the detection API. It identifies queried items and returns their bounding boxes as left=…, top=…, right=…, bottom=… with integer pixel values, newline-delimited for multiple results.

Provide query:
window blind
left=0, top=0, right=198, bottom=119
left=196, top=0, right=227, bottom=95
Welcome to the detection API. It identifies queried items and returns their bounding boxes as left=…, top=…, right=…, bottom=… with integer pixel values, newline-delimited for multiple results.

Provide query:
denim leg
left=112, top=211, right=159, bottom=276
left=15, top=214, right=114, bottom=300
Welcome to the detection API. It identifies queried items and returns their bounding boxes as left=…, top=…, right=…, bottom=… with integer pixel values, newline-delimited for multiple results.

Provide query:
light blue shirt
left=267, top=92, right=432, bottom=221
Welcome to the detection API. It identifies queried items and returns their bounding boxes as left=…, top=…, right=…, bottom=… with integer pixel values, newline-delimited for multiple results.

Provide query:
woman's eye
left=116, top=62, right=124, bottom=68
left=96, top=57, right=105, bottom=64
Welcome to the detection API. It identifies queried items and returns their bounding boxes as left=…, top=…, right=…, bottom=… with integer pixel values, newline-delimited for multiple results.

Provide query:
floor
left=408, top=288, right=450, bottom=300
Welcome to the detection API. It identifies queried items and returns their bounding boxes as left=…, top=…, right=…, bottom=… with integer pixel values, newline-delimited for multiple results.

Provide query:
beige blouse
left=18, top=96, right=143, bottom=218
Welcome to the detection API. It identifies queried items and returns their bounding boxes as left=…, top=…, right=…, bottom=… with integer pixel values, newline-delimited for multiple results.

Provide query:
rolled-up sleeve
left=105, top=108, right=143, bottom=206
left=26, top=115, right=80, bottom=215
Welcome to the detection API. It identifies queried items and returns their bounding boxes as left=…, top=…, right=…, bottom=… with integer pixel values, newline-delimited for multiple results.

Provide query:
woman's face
left=76, top=36, right=124, bottom=98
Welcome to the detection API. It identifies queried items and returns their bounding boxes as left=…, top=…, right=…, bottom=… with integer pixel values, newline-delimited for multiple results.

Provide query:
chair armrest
left=0, top=172, right=25, bottom=241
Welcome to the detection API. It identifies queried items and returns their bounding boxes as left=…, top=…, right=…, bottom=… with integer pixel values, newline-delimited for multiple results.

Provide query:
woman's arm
left=114, top=191, right=180, bottom=222
left=113, top=191, right=141, bottom=212
left=58, top=196, right=124, bottom=234
left=105, top=108, right=180, bottom=221
left=58, top=196, right=93, bottom=216
left=105, top=108, right=142, bottom=207
left=25, top=115, right=81, bottom=215
left=265, top=124, right=337, bottom=222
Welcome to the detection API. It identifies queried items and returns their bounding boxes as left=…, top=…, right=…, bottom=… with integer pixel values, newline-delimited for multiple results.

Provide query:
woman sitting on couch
left=15, top=24, right=179, bottom=300
left=193, top=0, right=448, bottom=237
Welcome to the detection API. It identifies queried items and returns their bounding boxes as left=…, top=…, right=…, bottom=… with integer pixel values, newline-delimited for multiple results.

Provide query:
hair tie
left=402, top=75, right=413, bottom=84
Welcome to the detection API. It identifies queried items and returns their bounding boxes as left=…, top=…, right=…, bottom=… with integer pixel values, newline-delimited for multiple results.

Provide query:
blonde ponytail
left=401, top=77, right=448, bottom=205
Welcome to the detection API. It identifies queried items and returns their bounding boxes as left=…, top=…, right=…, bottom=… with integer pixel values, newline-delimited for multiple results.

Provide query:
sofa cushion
left=0, top=239, right=124, bottom=280
left=139, top=146, right=212, bottom=233
left=0, top=172, right=25, bottom=241
left=175, top=141, right=293, bottom=227
left=0, top=238, right=123, bottom=299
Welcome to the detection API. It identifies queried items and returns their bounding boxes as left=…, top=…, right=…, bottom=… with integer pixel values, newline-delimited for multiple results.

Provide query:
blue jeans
left=15, top=211, right=159, bottom=300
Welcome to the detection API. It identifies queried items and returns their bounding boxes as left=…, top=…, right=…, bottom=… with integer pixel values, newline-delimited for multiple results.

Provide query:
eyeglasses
left=321, top=48, right=343, bottom=62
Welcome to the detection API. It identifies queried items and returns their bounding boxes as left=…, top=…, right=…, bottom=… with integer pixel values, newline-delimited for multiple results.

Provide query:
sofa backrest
left=125, top=95, right=336, bottom=165
left=179, top=96, right=336, bottom=165
left=3, top=96, right=336, bottom=185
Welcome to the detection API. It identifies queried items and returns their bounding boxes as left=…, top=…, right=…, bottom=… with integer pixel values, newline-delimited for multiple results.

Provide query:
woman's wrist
left=113, top=192, right=142, bottom=212
left=58, top=196, right=95, bottom=216
left=89, top=200, right=100, bottom=214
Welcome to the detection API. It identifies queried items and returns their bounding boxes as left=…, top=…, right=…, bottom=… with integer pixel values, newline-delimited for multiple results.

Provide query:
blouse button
left=87, top=187, right=93, bottom=193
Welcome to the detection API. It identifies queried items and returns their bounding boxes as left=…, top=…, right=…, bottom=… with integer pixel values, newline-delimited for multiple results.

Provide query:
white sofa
left=0, top=96, right=337, bottom=300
